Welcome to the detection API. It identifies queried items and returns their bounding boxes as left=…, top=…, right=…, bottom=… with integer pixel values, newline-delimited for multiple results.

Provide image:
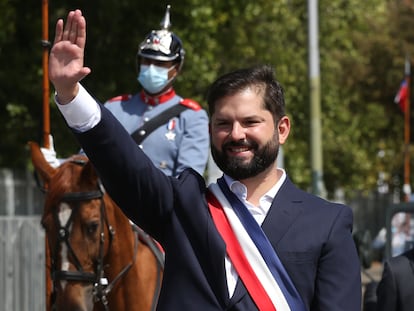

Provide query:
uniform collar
left=140, top=88, right=176, bottom=106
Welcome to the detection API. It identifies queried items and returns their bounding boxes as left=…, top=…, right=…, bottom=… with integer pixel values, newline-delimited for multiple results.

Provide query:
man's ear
left=277, top=116, right=290, bottom=144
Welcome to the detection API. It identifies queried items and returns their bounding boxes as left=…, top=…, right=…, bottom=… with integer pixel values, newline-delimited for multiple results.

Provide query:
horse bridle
left=45, top=160, right=140, bottom=311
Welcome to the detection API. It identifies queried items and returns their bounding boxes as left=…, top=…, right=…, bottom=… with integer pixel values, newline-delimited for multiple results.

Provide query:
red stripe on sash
left=207, top=191, right=276, bottom=311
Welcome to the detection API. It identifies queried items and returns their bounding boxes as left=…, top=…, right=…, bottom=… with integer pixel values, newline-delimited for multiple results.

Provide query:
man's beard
left=211, top=134, right=279, bottom=180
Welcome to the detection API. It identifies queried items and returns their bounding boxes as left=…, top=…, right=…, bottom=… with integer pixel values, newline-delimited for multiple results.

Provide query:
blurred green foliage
left=1, top=0, right=413, bottom=199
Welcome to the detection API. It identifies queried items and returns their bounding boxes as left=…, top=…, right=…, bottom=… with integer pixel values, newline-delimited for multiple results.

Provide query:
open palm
left=49, top=10, right=91, bottom=101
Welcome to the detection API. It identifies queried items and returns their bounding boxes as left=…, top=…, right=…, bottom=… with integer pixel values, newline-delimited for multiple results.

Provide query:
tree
left=1, top=0, right=413, bottom=199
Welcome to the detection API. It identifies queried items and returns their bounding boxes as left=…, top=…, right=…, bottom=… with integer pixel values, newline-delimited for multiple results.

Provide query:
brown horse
left=29, top=142, right=164, bottom=311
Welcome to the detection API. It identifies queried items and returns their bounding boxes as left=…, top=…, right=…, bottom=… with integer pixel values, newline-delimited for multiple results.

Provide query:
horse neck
left=105, top=201, right=138, bottom=267
left=102, top=201, right=153, bottom=311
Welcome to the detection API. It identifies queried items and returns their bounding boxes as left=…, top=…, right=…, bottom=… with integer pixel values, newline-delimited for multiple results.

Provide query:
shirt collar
left=140, top=88, right=176, bottom=106
left=223, top=168, right=287, bottom=202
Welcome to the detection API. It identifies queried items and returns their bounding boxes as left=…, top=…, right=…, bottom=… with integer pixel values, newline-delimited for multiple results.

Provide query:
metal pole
left=41, top=2, right=52, bottom=310
left=308, top=0, right=325, bottom=197
left=42, top=0, right=50, bottom=148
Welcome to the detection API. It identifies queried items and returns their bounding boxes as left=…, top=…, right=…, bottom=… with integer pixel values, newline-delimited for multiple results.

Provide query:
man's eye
left=246, top=120, right=260, bottom=126
left=215, top=121, right=228, bottom=127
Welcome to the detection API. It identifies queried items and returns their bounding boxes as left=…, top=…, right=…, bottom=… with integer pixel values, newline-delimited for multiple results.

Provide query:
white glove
left=40, top=134, right=62, bottom=168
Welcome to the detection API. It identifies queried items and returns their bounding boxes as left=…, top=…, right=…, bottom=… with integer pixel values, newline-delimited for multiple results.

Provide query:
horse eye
left=86, top=222, right=99, bottom=235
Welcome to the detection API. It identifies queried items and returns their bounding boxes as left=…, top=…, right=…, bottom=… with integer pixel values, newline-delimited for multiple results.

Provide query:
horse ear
left=28, top=141, right=56, bottom=183
left=83, top=158, right=99, bottom=185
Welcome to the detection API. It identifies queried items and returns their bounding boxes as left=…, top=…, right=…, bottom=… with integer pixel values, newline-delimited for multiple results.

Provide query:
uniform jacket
left=104, top=89, right=209, bottom=176
left=76, top=105, right=362, bottom=311
left=376, top=248, right=414, bottom=311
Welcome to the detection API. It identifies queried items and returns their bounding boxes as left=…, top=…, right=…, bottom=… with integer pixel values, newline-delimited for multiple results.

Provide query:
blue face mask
left=137, top=64, right=175, bottom=94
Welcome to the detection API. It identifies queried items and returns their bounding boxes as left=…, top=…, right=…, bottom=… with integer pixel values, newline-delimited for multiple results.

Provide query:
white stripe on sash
left=209, top=183, right=291, bottom=311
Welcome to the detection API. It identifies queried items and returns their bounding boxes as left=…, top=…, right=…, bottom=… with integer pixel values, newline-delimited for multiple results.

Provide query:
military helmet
left=137, top=5, right=185, bottom=66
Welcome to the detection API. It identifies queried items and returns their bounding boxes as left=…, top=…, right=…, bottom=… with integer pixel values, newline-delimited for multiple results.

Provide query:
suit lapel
left=228, top=278, right=251, bottom=308
left=262, top=177, right=305, bottom=245
left=180, top=205, right=231, bottom=307
left=174, top=178, right=230, bottom=307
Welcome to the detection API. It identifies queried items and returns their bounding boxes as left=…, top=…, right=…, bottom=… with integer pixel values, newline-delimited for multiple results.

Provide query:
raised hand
left=49, top=9, right=91, bottom=104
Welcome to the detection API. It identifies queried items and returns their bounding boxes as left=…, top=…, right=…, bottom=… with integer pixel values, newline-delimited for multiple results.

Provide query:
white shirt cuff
left=55, top=83, right=101, bottom=132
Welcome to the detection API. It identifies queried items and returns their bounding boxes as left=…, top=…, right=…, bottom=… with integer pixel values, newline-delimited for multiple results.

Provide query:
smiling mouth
left=225, top=145, right=253, bottom=157
left=223, top=140, right=256, bottom=156
left=228, top=146, right=250, bottom=153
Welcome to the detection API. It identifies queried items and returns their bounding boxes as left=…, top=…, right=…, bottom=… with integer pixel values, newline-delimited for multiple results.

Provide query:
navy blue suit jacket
left=75, top=105, right=361, bottom=311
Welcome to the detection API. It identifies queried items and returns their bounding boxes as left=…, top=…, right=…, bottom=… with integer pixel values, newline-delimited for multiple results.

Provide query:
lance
left=41, top=2, right=54, bottom=310
left=41, top=0, right=50, bottom=148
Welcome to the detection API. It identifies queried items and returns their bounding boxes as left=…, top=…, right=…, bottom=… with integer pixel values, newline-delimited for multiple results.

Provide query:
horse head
left=30, top=142, right=117, bottom=310
left=29, top=142, right=163, bottom=311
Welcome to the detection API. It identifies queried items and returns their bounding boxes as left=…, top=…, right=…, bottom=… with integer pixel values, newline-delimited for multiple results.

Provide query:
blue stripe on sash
left=217, top=177, right=307, bottom=311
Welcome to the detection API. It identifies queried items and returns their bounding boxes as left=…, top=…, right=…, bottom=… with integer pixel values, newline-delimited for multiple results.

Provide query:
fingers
left=61, top=9, right=85, bottom=44
left=53, top=19, right=63, bottom=44
left=49, top=8, right=91, bottom=102
left=74, top=11, right=87, bottom=49
left=62, top=10, right=75, bottom=42
left=68, top=12, right=78, bottom=43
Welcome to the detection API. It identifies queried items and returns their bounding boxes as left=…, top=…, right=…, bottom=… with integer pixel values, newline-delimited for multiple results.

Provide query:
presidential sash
left=208, top=179, right=307, bottom=311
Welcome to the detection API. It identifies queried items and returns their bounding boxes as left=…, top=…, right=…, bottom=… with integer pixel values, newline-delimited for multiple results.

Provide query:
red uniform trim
left=107, top=94, right=132, bottom=102
left=180, top=98, right=201, bottom=111
left=140, top=88, right=176, bottom=106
